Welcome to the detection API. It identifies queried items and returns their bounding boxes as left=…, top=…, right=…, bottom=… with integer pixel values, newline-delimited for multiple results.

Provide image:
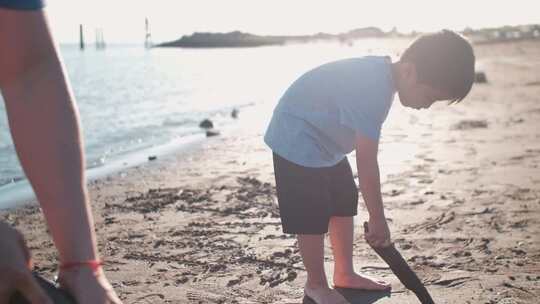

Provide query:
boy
left=264, top=30, right=475, bottom=304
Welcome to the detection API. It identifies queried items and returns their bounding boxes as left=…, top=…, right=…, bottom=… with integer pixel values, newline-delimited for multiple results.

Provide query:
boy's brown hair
left=401, top=30, right=475, bottom=103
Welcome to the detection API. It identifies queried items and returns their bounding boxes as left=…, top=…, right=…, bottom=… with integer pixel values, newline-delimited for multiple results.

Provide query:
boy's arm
left=355, top=132, right=391, bottom=248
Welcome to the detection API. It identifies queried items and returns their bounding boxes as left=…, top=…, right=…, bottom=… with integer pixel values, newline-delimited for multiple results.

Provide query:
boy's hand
left=364, top=219, right=391, bottom=248
left=0, top=222, right=53, bottom=304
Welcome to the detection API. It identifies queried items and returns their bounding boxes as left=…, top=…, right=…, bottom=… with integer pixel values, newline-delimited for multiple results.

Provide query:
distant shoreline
left=155, top=28, right=387, bottom=48
left=156, top=24, right=540, bottom=49
left=472, top=36, right=540, bottom=45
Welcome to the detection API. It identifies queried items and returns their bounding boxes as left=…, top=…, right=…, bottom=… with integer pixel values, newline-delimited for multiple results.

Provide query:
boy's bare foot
left=333, top=272, right=390, bottom=291
left=304, top=285, right=349, bottom=304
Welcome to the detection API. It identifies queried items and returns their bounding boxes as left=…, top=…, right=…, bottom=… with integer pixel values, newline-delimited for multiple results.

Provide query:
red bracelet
left=59, top=260, right=103, bottom=272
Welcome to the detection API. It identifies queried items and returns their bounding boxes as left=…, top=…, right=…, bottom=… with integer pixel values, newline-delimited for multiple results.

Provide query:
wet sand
left=2, top=39, right=540, bottom=303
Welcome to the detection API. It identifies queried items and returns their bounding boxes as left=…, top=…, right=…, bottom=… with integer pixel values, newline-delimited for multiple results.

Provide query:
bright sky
left=46, top=0, right=540, bottom=44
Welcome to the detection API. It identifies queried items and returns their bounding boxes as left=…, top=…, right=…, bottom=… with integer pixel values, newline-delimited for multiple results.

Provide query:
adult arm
left=0, top=8, right=121, bottom=304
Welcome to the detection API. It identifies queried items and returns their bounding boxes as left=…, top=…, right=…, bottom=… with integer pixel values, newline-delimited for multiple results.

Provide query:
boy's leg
left=272, top=154, right=346, bottom=303
left=325, top=157, right=390, bottom=291
left=328, top=216, right=354, bottom=276
left=298, top=234, right=348, bottom=304
left=329, top=216, right=390, bottom=290
left=298, top=234, right=327, bottom=288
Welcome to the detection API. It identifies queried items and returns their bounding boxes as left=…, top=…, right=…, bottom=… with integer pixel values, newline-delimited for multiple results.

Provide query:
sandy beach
left=1, top=39, right=539, bottom=304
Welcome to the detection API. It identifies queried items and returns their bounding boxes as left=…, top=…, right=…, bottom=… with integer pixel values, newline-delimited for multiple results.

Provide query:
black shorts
left=272, top=153, right=358, bottom=234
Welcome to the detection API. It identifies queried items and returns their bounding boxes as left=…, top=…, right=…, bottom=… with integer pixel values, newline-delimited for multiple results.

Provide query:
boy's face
left=398, top=83, right=450, bottom=110
left=396, top=62, right=452, bottom=109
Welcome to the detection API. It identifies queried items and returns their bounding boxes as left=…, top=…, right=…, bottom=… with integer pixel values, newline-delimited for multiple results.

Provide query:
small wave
left=162, top=117, right=196, bottom=127
left=236, top=101, right=256, bottom=108
left=0, top=176, right=25, bottom=187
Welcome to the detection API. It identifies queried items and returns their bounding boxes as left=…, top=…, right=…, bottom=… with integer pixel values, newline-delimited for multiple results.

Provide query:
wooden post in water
left=95, top=29, right=99, bottom=49
left=95, top=28, right=106, bottom=50
left=79, top=24, right=85, bottom=50
left=100, top=30, right=106, bottom=49
left=145, top=17, right=152, bottom=48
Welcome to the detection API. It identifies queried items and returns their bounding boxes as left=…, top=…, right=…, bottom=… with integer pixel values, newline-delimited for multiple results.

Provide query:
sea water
left=0, top=39, right=414, bottom=208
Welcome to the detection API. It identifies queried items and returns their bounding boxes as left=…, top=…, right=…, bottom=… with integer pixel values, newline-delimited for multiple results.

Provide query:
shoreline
left=0, top=101, right=262, bottom=211
left=0, top=133, right=207, bottom=210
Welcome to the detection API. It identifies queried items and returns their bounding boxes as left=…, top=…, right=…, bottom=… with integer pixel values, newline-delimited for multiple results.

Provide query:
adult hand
left=0, top=222, right=52, bottom=304
left=58, top=268, right=123, bottom=304
left=364, top=218, right=391, bottom=248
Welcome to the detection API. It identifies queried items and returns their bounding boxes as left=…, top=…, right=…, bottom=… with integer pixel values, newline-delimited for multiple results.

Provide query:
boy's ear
left=400, top=62, right=418, bottom=85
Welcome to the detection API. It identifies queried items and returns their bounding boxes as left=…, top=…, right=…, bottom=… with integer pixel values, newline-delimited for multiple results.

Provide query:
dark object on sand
left=364, top=222, right=435, bottom=304
left=474, top=71, right=487, bottom=83
left=452, top=119, right=488, bottom=130
left=10, top=272, right=76, bottom=304
left=206, top=130, right=220, bottom=137
left=148, top=155, right=157, bottom=161
left=199, top=119, right=214, bottom=129
left=231, top=108, right=239, bottom=119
